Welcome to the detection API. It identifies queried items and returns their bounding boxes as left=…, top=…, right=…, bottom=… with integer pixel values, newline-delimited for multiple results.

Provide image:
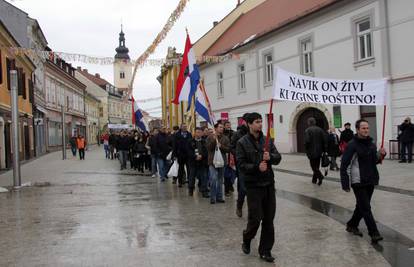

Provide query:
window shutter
left=17, top=68, right=23, bottom=95
left=22, top=72, right=26, bottom=99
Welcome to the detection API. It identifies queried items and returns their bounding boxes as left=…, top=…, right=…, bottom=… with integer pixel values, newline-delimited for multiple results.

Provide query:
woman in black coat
left=327, top=127, right=340, bottom=171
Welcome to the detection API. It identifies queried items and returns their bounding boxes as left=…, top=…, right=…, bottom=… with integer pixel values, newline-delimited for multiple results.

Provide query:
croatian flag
left=172, top=33, right=200, bottom=111
left=195, top=82, right=215, bottom=126
left=131, top=97, right=147, bottom=132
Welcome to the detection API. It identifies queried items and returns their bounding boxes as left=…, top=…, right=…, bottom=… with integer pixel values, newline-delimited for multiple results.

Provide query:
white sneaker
left=152, top=174, right=156, bottom=178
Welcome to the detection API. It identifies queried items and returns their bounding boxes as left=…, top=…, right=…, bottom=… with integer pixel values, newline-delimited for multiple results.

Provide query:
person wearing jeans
left=189, top=128, right=209, bottom=197
left=117, top=131, right=131, bottom=170
left=340, top=119, right=387, bottom=243
left=206, top=122, right=230, bottom=204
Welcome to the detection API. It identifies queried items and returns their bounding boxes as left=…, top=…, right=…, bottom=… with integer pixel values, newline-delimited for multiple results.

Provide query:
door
left=296, top=108, right=329, bottom=153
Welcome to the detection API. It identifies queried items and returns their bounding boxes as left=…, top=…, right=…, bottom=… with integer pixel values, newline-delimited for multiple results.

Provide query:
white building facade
left=200, top=0, right=414, bottom=153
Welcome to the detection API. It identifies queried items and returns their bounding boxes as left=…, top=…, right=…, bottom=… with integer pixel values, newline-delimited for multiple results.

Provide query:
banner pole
left=264, top=99, right=274, bottom=152
left=380, top=105, right=387, bottom=163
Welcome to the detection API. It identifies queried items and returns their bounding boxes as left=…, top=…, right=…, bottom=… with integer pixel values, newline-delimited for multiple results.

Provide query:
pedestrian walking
left=340, top=119, right=386, bottom=243
left=398, top=117, right=414, bottom=163
left=232, top=113, right=249, bottom=217
left=236, top=112, right=281, bottom=263
left=102, top=131, right=110, bottom=159
left=327, top=127, right=340, bottom=171
left=339, top=122, right=354, bottom=153
left=206, top=122, right=230, bottom=204
left=172, top=123, right=193, bottom=187
left=118, top=131, right=131, bottom=170
left=146, top=129, right=158, bottom=177
left=155, top=127, right=172, bottom=182
left=304, top=117, right=328, bottom=185
left=108, top=132, right=116, bottom=160
left=189, top=127, right=209, bottom=197
left=223, top=121, right=236, bottom=196
left=132, top=134, right=147, bottom=172
left=76, top=135, right=86, bottom=160
left=69, top=135, right=77, bottom=157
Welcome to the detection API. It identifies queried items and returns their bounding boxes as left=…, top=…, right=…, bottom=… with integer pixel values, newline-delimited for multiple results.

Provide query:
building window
left=217, top=72, right=224, bottom=98
left=300, top=38, right=313, bottom=75
left=120, top=72, right=125, bottom=79
left=356, top=18, right=373, bottom=61
left=238, top=64, right=246, bottom=92
left=264, top=53, right=273, bottom=85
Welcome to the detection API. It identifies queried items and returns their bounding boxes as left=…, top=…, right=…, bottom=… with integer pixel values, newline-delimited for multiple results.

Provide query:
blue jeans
left=156, top=157, right=167, bottom=179
left=104, top=144, right=109, bottom=158
left=151, top=155, right=158, bottom=175
left=209, top=166, right=224, bottom=201
left=189, top=165, right=208, bottom=192
left=119, top=150, right=129, bottom=169
left=71, top=146, right=77, bottom=156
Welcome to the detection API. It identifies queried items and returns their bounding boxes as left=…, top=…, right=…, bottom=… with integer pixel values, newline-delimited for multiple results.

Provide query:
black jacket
left=304, top=126, right=328, bottom=159
left=398, top=123, right=414, bottom=143
left=173, top=130, right=193, bottom=161
left=155, top=132, right=171, bottom=159
left=231, top=125, right=248, bottom=156
left=108, top=134, right=116, bottom=146
left=118, top=136, right=131, bottom=151
left=340, top=129, right=354, bottom=143
left=327, top=133, right=340, bottom=157
left=236, top=132, right=281, bottom=188
left=340, top=135, right=381, bottom=190
left=191, top=138, right=208, bottom=167
left=132, top=140, right=147, bottom=154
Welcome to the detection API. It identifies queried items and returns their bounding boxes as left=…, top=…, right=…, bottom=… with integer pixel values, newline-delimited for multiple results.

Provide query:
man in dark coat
left=398, top=117, right=414, bottom=163
left=172, top=123, right=193, bottom=187
left=223, top=121, right=236, bottom=196
left=118, top=131, right=131, bottom=170
left=236, top=112, right=281, bottom=263
left=232, top=113, right=250, bottom=217
left=340, top=122, right=354, bottom=152
left=327, top=127, right=340, bottom=171
left=304, top=117, right=328, bottom=185
left=189, top=127, right=209, bottom=197
left=340, top=119, right=386, bottom=243
left=155, top=127, right=172, bottom=181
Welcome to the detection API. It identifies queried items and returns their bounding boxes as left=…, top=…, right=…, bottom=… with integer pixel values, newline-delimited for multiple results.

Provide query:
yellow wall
left=0, top=28, right=35, bottom=116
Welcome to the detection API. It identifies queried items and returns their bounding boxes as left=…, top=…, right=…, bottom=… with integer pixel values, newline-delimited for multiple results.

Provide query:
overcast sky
left=11, top=0, right=238, bottom=116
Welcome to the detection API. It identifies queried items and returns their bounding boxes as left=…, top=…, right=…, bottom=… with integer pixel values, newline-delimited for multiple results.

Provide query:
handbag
left=213, top=146, right=225, bottom=168
left=167, top=160, right=179, bottom=177
left=321, top=152, right=330, bottom=168
left=166, top=151, right=172, bottom=161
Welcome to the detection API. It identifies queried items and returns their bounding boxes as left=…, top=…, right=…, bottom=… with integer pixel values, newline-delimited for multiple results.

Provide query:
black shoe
left=210, top=200, right=216, bottom=204
left=217, top=199, right=225, bottom=203
left=371, top=233, right=384, bottom=243
left=178, top=184, right=183, bottom=188
left=189, top=189, right=194, bottom=196
left=172, top=180, right=177, bottom=184
left=229, top=185, right=235, bottom=192
left=312, top=177, right=317, bottom=184
left=236, top=208, right=242, bottom=218
left=202, top=193, right=210, bottom=198
left=259, top=253, right=275, bottom=263
left=242, top=242, right=250, bottom=254
left=408, top=160, right=412, bottom=163
left=399, top=160, right=407, bottom=163
left=317, top=177, right=324, bottom=186
left=346, top=226, right=363, bottom=237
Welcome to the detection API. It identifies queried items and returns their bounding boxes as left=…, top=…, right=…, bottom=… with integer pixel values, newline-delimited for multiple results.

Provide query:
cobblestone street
left=1, top=147, right=413, bottom=266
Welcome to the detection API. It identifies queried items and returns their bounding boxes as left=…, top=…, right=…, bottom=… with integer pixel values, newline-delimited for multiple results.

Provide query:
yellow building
left=158, top=47, right=189, bottom=129
left=0, top=21, right=36, bottom=170
left=85, top=92, right=100, bottom=145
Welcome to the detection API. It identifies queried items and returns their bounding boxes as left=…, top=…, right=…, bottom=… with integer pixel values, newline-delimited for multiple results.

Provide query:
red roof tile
left=205, top=0, right=338, bottom=56
left=78, top=69, right=111, bottom=89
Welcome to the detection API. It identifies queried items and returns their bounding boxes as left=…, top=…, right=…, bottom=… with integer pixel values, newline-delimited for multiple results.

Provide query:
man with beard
left=236, top=112, right=281, bottom=262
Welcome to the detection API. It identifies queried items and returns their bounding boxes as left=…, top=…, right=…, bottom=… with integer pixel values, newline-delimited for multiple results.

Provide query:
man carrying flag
left=172, top=32, right=200, bottom=111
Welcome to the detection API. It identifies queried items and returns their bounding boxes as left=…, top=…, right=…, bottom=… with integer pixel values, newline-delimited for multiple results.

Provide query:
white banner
left=108, top=124, right=134, bottom=130
left=273, top=68, right=388, bottom=106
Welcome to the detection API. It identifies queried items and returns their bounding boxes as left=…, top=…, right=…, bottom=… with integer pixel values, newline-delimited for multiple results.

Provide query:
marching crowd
left=94, top=114, right=413, bottom=263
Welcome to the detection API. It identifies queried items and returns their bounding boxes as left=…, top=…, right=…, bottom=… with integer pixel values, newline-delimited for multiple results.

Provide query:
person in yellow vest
left=77, top=135, right=87, bottom=160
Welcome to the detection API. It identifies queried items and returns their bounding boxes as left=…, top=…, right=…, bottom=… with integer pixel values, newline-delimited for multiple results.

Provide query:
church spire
left=115, top=25, right=130, bottom=60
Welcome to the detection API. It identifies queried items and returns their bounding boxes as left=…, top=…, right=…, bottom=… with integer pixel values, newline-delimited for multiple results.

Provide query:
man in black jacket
left=172, top=123, right=193, bottom=187
left=189, top=127, right=208, bottom=197
left=398, top=117, right=414, bottom=163
left=232, top=113, right=249, bottom=217
left=236, top=112, right=281, bottom=263
left=304, top=117, right=328, bottom=185
left=118, top=131, right=131, bottom=170
left=155, top=127, right=172, bottom=181
left=340, top=119, right=386, bottom=243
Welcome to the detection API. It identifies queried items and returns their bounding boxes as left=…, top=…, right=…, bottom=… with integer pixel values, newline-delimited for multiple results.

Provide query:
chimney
left=83, top=69, right=88, bottom=73
left=95, top=73, right=100, bottom=78
left=237, top=0, right=241, bottom=6
left=213, top=21, right=219, bottom=27
left=77, top=66, right=81, bottom=71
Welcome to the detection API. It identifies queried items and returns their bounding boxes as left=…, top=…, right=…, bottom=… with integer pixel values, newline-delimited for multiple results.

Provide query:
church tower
left=114, top=25, right=132, bottom=93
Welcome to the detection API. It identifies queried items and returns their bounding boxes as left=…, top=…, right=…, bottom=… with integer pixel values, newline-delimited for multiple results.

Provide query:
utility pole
left=10, top=70, right=21, bottom=188
left=61, top=104, right=66, bottom=160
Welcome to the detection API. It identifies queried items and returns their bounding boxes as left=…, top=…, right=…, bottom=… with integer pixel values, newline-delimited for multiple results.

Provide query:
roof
left=204, top=0, right=339, bottom=56
left=78, top=69, right=111, bottom=90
